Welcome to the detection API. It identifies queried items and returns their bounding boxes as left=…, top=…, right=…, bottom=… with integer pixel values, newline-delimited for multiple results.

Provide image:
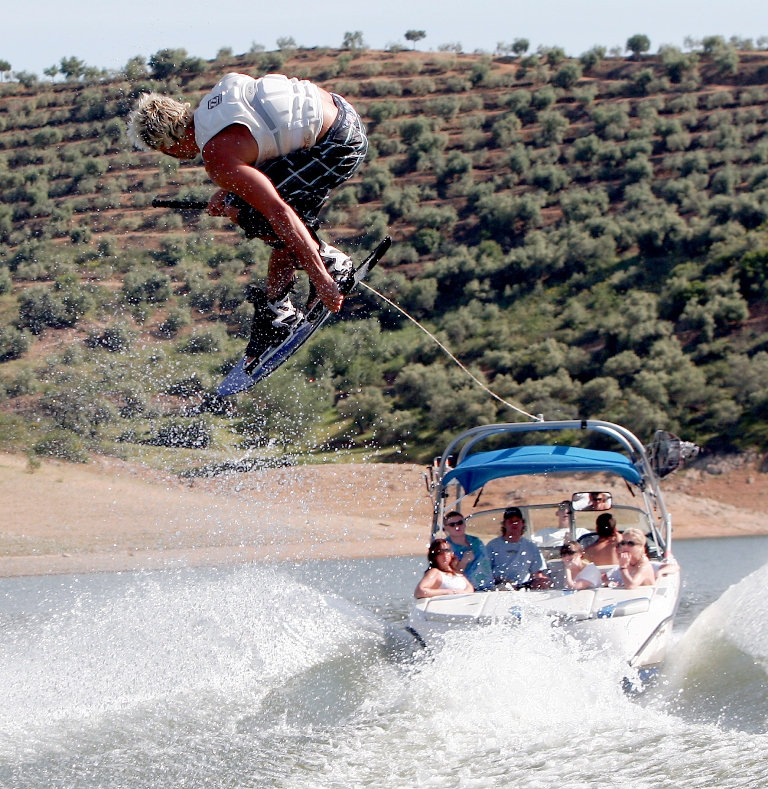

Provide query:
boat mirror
left=572, top=492, right=612, bottom=511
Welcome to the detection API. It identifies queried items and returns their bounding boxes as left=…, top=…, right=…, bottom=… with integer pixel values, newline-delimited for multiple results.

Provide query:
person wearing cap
left=486, top=507, right=549, bottom=588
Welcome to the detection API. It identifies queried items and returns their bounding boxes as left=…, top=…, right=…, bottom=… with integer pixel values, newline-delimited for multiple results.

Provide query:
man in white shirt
left=487, top=507, right=549, bottom=588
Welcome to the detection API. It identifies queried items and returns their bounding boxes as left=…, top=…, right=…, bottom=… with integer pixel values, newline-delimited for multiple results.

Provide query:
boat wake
left=657, top=563, right=768, bottom=732
left=0, top=565, right=385, bottom=757
left=1, top=559, right=767, bottom=788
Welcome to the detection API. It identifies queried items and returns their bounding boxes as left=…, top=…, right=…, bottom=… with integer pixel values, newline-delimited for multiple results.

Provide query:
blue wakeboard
left=217, top=237, right=391, bottom=396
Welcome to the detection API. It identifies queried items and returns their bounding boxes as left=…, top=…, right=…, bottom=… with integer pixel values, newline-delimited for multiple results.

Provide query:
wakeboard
left=217, top=237, right=391, bottom=396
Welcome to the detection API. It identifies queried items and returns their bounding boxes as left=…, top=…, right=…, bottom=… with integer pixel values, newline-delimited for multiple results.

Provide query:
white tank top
left=438, top=571, right=468, bottom=591
left=194, top=73, right=324, bottom=165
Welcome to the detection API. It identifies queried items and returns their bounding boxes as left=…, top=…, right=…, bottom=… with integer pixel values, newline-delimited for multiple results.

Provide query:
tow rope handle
left=151, top=199, right=208, bottom=210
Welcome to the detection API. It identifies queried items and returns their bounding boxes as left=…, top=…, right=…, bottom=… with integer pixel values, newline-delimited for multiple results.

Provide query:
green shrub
left=408, top=77, right=435, bottom=95
left=176, top=324, right=227, bottom=354
left=17, top=277, right=93, bottom=333
left=580, top=46, right=606, bottom=72
left=737, top=249, right=768, bottom=300
left=508, top=144, right=530, bottom=175
left=146, top=417, right=212, bottom=448
left=560, top=187, right=609, bottom=221
left=411, top=204, right=458, bottom=232
left=166, top=373, right=207, bottom=397
left=573, top=134, right=602, bottom=163
left=591, top=103, right=630, bottom=140
left=411, top=228, right=442, bottom=254
left=366, top=100, right=407, bottom=124
left=502, top=89, right=532, bottom=117
left=435, top=151, right=473, bottom=194
left=552, top=62, right=583, bottom=90
left=148, top=48, right=207, bottom=79
left=531, top=86, right=557, bottom=111
left=535, top=111, right=569, bottom=146
left=443, top=75, right=471, bottom=93
left=185, top=273, right=217, bottom=312
left=121, top=268, right=172, bottom=304
left=365, top=79, right=403, bottom=97
left=491, top=114, right=522, bottom=148
left=0, top=325, right=30, bottom=361
left=358, top=210, right=389, bottom=248
left=32, top=431, right=89, bottom=462
left=710, top=164, right=740, bottom=195
left=358, top=163, right=393, bottom=201
left=85, top=322, right=135, bottom=352
left=529, top=163, right=570, bottom=193
left=475, top=192, right=543, bottom=247
left=237, top=367, right=332, bottom=445
left=624, top=155, right=654, bottom=183
left=337, top=387, right=390, bottom=433
left=158, top=306, right=192, bottom=337
left=423, top=96, right=460, bottom=120
left=659, top=46, right=699, bottom=83
left=69, top=226, right=92, bottom=244
left=382, top=185, right=420, bottom=219
left=39, top=389, right=114, bottom=436
left=0, top=267, right=12, bottom=294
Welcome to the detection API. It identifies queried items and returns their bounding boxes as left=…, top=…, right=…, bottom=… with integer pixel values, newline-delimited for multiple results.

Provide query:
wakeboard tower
left=217, top=236, right=391, bottom=396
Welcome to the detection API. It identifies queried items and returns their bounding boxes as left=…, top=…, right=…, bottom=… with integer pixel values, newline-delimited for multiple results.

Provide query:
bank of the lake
left=1, top=451, right=767, bottom=577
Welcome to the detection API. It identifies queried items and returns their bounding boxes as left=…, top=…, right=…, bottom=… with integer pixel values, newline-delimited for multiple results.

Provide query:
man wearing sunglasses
left=486, top=507, right=549, bottom=589
left=442, top=511, right=494, bottom=591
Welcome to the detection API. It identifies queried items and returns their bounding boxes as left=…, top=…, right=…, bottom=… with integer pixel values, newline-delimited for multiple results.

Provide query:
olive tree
left=626, top=35, right=651, bottom=58
left=405, top=30, right=426, bottom=50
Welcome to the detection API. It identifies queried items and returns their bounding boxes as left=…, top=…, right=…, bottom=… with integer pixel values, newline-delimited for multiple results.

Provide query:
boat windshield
left=463, top=504, right=652, bottom=559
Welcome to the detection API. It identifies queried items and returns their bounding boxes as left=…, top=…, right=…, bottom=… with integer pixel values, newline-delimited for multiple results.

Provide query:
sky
left=0, top=0, right=766, bottom=76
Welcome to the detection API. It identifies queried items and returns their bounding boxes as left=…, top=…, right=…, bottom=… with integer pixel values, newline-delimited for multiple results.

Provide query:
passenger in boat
left=560, top=541, right=603, bottom=589
left=442, top=511, right=494, bottom=591
left=487, top=507, right=549, bottom=589
left=584, top=514, right=621, bottom=566
left=414, top=539, right=474, bottom=598
left=589, top=492, right=611, bottom=511
left=605, top=529, right=656, bottom=589
left=654, top=556, right=681, bottom=578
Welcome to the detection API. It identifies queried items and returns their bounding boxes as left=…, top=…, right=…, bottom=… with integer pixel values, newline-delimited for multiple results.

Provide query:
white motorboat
left=407, top=420, right=696, bottom=676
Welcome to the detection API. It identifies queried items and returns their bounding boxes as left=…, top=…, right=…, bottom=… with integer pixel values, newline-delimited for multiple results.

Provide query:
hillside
left=1, top=42, right=768, bottom=469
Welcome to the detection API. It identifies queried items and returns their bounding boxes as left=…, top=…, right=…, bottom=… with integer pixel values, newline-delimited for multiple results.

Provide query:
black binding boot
left=244, top=286, right=304, bottom=368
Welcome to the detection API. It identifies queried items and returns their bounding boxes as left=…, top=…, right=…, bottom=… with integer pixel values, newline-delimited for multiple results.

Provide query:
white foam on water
left=0, top=564, right=384, bottom=755
left=3, top=561, right=768, bottom=788
left=655, top=562, right=768, bottom=732
left=677, top=562, right=768, bottom=666
left=274, top=620, right=768, bottom=789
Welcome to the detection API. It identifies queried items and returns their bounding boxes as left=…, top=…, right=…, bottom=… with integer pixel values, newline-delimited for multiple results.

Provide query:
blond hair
left=621, top=528, right=646, bottom=546
left=127, top=92, right=192, bottom=151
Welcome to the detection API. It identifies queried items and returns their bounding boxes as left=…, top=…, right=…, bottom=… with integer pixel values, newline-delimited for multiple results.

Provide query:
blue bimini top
left=443, top=445, right=643, bottom=493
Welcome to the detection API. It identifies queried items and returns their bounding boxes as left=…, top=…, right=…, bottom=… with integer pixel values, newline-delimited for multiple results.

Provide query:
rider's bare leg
left=266, top=247, right=301, bottom=300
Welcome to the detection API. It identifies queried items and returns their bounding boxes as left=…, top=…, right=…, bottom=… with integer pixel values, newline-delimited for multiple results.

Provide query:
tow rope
left=359, top=282, right=542, bottom=423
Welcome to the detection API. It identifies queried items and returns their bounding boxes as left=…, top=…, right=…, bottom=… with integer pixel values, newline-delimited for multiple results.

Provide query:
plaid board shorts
left=228, top=94, right=368, bottom=245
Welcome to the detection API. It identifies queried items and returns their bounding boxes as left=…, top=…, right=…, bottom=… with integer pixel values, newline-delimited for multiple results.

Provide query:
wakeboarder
left=127, top=73, right=368, bottom=365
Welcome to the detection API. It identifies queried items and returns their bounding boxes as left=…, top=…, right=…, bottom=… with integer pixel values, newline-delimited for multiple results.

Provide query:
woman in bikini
left=414, top=539, right=474, bottom=598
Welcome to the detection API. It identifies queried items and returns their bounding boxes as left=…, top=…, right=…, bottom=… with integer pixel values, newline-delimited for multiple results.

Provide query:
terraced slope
left=0, top=46, right=767, bottom=467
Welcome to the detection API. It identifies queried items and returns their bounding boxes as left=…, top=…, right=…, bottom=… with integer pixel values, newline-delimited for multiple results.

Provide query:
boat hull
left=407, top=572, right=680, bottom=670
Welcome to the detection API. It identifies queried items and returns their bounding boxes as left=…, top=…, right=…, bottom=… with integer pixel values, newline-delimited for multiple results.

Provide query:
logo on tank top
left=207, top=94, right=222, bottom=110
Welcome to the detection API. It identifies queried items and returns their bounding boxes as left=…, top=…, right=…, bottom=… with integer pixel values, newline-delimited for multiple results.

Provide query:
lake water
left=1, top=535, right=768, bottom=788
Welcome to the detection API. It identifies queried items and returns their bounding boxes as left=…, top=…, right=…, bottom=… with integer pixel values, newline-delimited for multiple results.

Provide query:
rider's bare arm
left=202, top=126, right=342, bottom=311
